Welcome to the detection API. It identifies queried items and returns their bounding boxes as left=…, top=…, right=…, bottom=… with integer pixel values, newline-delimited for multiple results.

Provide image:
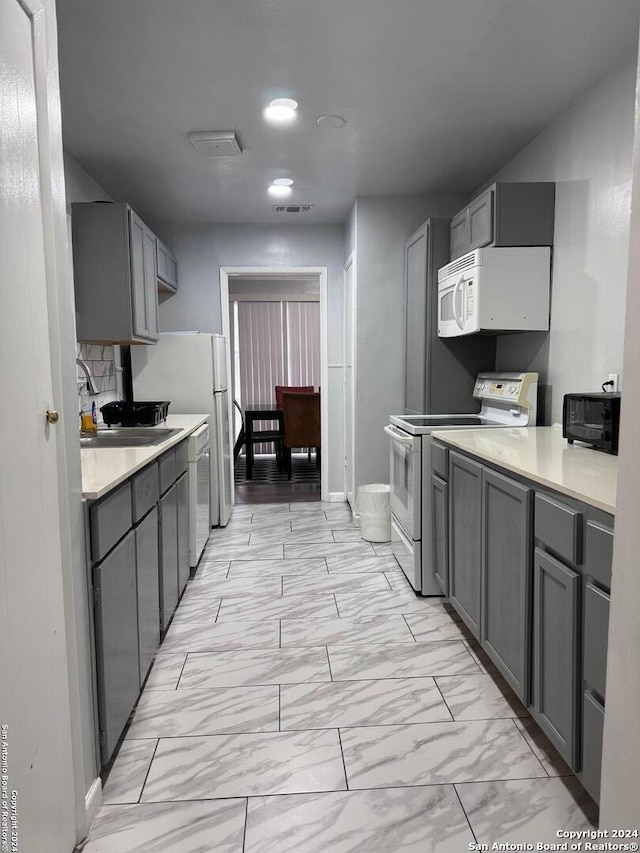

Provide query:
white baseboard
left=84, top=777, right=102, bottom=834
left=328, top=492, right=346, bottom=503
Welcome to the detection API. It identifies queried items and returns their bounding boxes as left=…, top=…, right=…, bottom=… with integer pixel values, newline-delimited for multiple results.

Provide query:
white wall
left=352, top=195, right=466, bottom=489
left=64, top=151, right=114, bottom=204
left=160, top=223, right=346, bottom=494
left=487, top=53, right=637, bottom=423
left=600, top=40, right=640, bottom=827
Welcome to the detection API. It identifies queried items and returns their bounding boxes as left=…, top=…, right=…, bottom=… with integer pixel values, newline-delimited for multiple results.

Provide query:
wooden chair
left=281, top=392, right=321, bottom=480
left=274, top=385, right=314, bottom=408
left=233, top=399, right=283, bottom=466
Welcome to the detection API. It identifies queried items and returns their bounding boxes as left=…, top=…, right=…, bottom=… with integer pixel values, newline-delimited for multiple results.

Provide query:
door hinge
left=99, top=730, right=107, bottom=756
left=93, top=586, right=101, bottom=606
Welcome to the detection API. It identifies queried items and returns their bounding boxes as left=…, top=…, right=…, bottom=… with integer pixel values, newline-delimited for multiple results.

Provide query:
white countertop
left=81, top=414, right=209, bottom=500
left=430, top=426, right=618, bottom=515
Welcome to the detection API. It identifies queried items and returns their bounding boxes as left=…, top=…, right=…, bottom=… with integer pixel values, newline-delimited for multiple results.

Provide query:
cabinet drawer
left=586, top=520, right=613, bottom=590
left=175, top=439, right=189, bottom=478
left=534, top=493, right=583, bottom=565
left=90, top=481, right=132, bottom=562
left=159, top=448, right=177, bottom=494
left=431, top=441, right=448, bottom=480
left=584, top=583, right=610, bottom=699
left=581, top=691, right=605, bottom=804
left=132, top=462, right=159, bottom=523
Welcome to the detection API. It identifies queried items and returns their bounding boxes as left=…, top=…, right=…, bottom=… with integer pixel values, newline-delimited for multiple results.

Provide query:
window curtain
left=234, top=300, right=320, bottom=454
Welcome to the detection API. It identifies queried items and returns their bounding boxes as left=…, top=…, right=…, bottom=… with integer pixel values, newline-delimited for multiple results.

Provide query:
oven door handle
left=453, top=274, right=465, bottom=330
left=384, top=424, right=416, bottom=448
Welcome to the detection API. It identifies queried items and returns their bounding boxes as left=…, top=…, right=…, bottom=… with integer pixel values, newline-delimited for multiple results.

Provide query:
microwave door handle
left=453, top=275, right=465, bottom=330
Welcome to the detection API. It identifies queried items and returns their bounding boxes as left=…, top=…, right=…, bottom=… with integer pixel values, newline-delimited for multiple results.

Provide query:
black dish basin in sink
left=79, top=427, right=182, bottom=448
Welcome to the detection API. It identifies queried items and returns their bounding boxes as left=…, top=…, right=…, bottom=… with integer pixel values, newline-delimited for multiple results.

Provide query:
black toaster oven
left=562, top=392, right=621, bottom=455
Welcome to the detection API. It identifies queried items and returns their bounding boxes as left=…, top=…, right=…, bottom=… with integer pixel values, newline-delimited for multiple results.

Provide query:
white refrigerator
left=131, top=333, right=233, bottom=526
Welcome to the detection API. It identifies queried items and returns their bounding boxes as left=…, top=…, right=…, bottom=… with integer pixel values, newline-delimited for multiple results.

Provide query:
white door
left=343, top=256, right=356, bottom=506
left=0, top=0, right=76, bottom=849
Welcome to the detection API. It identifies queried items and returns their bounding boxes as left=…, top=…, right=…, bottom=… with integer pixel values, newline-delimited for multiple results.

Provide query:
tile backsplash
left=76, top=342, right=122, bottom=423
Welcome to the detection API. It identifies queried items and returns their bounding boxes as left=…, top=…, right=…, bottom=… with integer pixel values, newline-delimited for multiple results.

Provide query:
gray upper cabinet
left=449, top=182, right=555, bottom=261
left=532, top=547, right=580, bottom=768
left=467, top=189, right=494, bottom=251
left=449, top=210, right=468, bottom=261
left=403, top=218, right=496, bottom=416
left=448, top=451, right=483, bottom=637
left=481, top=468, right=533, bottom=702
left=71, top=202, right=159, bottom=344
left=157, top=238, right=178, bottom=292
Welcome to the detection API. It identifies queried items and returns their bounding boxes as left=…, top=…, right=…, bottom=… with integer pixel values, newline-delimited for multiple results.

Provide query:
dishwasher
left=188, top=423, right=211, bottom=570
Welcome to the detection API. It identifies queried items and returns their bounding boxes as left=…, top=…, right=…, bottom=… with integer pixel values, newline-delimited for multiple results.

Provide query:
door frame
left=220, top=266, right=329, bottom=500
left=343, top=252, right=357, bottom=506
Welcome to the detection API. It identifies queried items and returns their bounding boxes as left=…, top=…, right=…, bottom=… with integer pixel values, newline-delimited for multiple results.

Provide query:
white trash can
left=357, top=483, right=391, bottom=542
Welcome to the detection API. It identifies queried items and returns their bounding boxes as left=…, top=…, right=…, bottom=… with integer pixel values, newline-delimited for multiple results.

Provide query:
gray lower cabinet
left=532, top=547, right=580, bottom=768
left=481, top=469, right=533, bottom=702
left=177, top=472, right=190, bottom=596
left=93, top=531, right=139, bottom=765
left=159, top=483, right=179, bottom=634
left=136, top=507, right=160, bottom=685
left=448, top=451, right=482, bottom=637
left=431, top=474, right=449, bottom=595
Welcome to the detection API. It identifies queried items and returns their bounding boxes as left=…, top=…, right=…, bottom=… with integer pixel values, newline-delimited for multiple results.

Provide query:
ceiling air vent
left=188, top=131, right=242, bottom=157
left=272, top=205, right=314, bottom=214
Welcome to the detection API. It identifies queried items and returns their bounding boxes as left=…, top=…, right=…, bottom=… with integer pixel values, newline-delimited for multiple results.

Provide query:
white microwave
left=437, top=246, right=551, bottom=337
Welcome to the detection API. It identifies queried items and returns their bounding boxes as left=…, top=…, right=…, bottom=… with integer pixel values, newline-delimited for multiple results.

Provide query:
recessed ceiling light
left=268, top=184, right=293, bottom=198
left=264, top=98, right=298, bottom=123
left=273, top=178, right=294, bottom=186
left=316, top=115, right=347, bottom=129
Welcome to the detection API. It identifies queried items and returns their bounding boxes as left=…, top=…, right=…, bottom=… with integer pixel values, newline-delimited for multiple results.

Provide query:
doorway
left=220, top=267, right=329, bottom=503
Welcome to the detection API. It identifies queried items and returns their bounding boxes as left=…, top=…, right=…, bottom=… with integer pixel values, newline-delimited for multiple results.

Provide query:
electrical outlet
left=607, top=373, right=619, bottom=392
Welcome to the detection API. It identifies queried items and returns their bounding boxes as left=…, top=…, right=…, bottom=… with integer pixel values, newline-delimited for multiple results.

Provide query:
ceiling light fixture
left=316, top=115, right=347, bottom=129
left=268, top=183, right=293, bottom=198
left=273, top=178, right=294, bottom=186
left=264, top=98, right=298, bottom=123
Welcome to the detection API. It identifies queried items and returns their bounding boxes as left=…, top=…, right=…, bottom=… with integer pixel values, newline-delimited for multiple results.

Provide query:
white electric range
left=385, top=372, right=539, bottom=595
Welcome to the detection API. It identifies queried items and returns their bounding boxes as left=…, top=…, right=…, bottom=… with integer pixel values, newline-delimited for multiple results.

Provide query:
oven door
left=384, top=424, right=421, bottom=538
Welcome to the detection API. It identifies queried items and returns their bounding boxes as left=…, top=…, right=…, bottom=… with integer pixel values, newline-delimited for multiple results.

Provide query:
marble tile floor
left=84, top=501, right=597, bottom=852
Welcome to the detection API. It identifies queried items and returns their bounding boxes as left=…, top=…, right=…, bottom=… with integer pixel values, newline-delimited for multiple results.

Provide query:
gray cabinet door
left=177, top=472, right=190, bottom=597
left=450, top=209, right=468, bottom=260
left=404, top=223, right=429, bottom=415
left=93, top=530, right=139, bottom=764
left=481, top=468, right=533, bottom=702
left=468, top=189, right=494, bottom=251
left=532, top=547, right=580, bottom=767
left=157, top=238, right=178, bottom=291
left=142, top=225, right=159, bottom=340
left=448, top=451, right=482, bottom=637
left=431, top=474, right=449, bottom=595
left=129, top=210, right=150, bottom=339
left=136, top=507, right=160, bottom=685
left=159, top=483, right=178, bottom=633
left=129, top=209, right=158, bottom=342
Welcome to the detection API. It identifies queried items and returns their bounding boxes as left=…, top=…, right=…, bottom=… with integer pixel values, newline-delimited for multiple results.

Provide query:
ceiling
left=56, top=0, right=640, bottom=227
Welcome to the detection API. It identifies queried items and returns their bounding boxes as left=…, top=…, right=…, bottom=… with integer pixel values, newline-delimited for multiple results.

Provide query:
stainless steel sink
left=80, top=427, right=182, bottom=448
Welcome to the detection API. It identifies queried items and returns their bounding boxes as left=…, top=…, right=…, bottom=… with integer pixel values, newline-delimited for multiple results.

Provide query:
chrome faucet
left=76, top=358, right=99, bottom=395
